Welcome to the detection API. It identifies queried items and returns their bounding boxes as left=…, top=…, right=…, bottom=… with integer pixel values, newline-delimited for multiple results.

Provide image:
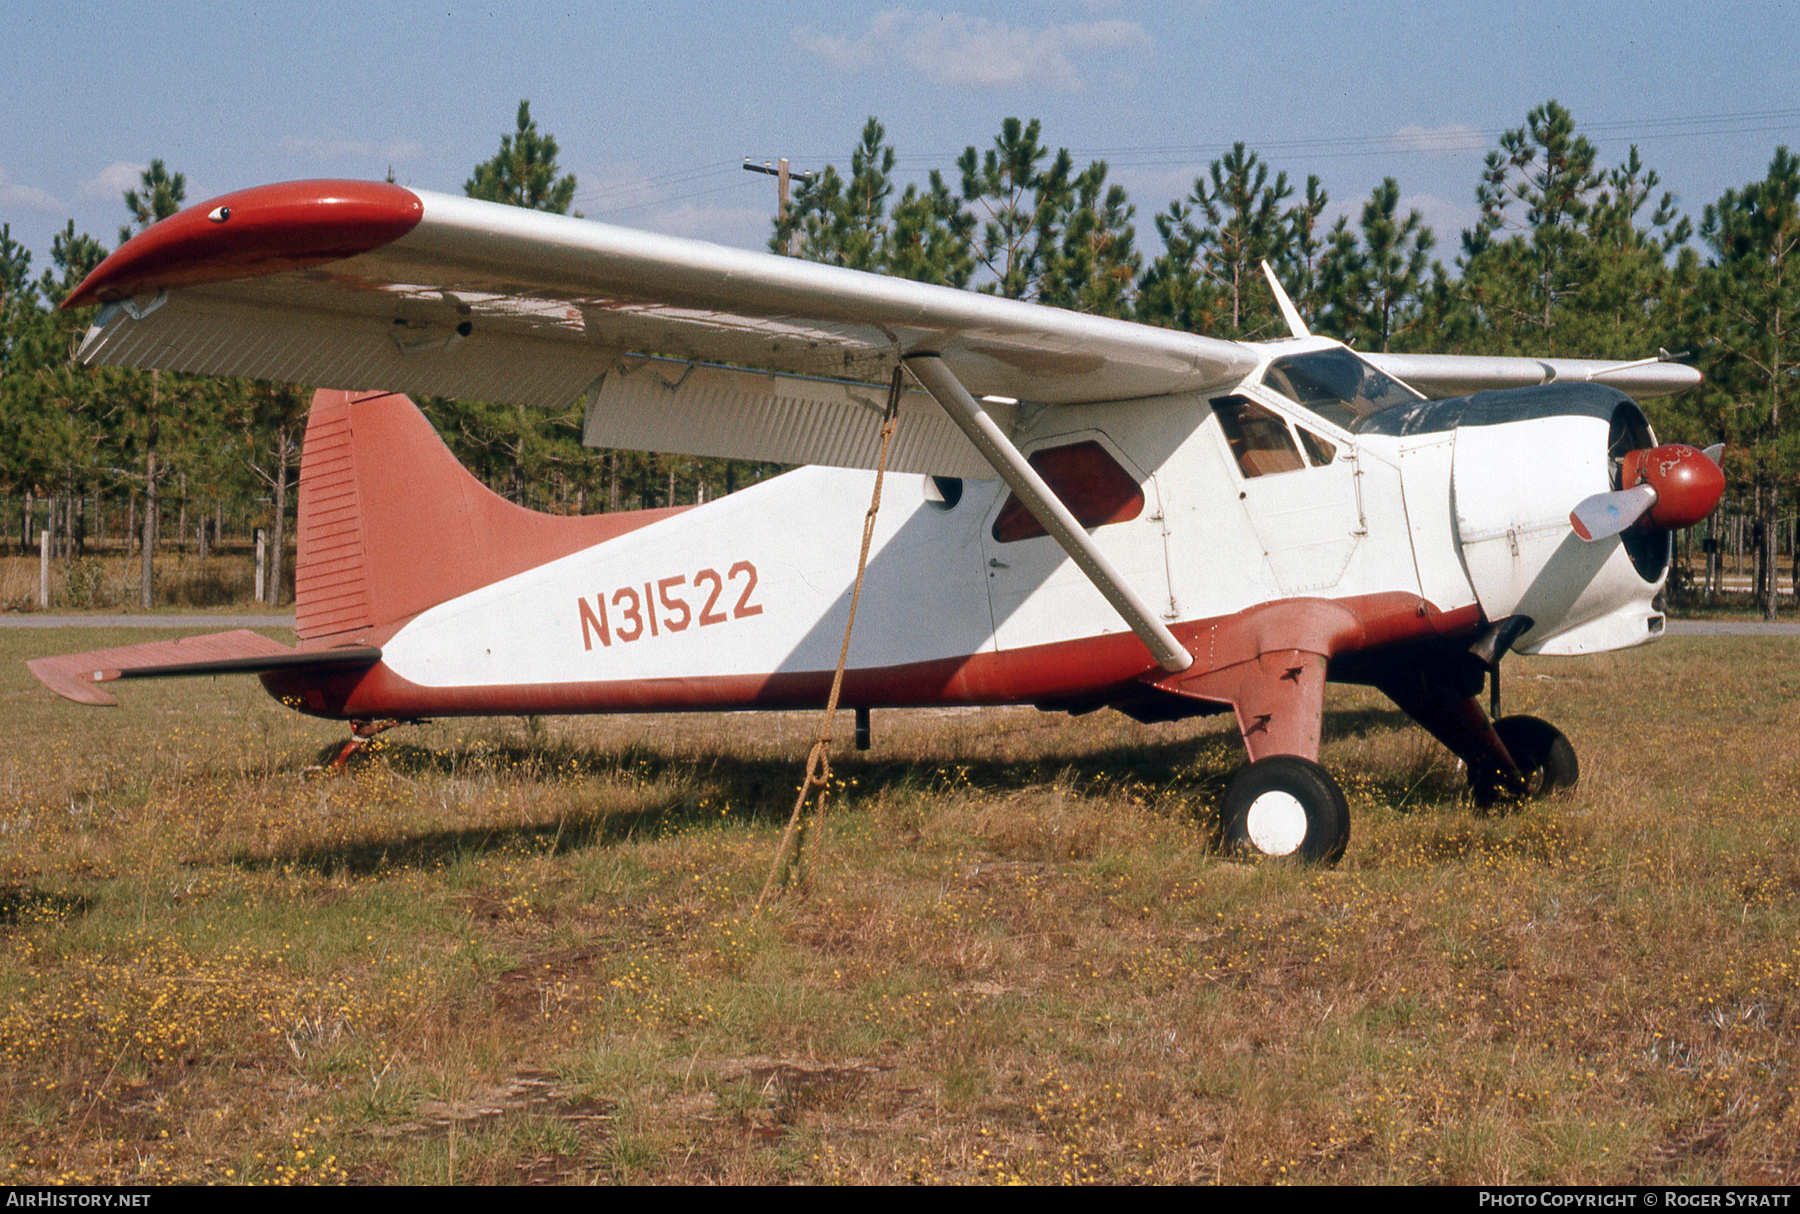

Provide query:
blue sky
left=4, top=1, right=1797, bottom=278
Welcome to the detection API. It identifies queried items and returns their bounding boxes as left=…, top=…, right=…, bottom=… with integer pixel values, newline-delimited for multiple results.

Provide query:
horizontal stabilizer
left=27, top=630, right=379, bottom=707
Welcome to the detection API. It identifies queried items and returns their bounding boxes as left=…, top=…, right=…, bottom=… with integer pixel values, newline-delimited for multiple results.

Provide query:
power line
left=789, top=106, right=1800, bottom=170
left=569, top=105, right=1799, bottom=224
left=587, top=174, right=764, bottom=220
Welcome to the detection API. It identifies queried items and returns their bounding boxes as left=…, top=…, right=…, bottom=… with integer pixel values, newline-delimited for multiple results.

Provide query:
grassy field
left=2, top=625, right=1798, bottom=1185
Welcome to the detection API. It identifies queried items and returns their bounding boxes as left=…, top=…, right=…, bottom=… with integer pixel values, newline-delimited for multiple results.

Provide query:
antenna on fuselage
left=1260, top=260, right=1310, bottom=340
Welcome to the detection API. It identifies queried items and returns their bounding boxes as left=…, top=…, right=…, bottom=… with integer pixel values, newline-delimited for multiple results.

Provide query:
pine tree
left=1137, top=145, right=1319, bottom=338
left=1040, top=161, right=1140, bottom=318
left=884, top=172, right=976, bottom=287
left=118, top=162, right=187, bottom=606
left=958, top=118, right=1074, bottom=301
left=119, top=160, right=186, bottom=245
left=1697, top=149, right=1800, bottom=618
left=1315, top=179, right=1435, bottom=351
left=1459, top=101, right=1604, bottom=350
left=36, top=221, right=107, bottom=309
left=465, top=101, right=578, bottom=214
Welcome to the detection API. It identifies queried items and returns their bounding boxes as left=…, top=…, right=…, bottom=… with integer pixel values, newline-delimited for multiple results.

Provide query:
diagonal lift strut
left=903, top=353, right=1193, bottom=674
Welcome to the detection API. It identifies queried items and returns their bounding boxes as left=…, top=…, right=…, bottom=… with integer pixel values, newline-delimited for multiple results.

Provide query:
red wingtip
left=62, top=179, right=423, bottom=310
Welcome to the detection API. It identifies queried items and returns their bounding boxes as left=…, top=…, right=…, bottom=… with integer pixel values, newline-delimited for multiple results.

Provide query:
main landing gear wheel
left=1471, top=714, right=1579, bottom=808
left=1220, top=756, right=1351, bottom=865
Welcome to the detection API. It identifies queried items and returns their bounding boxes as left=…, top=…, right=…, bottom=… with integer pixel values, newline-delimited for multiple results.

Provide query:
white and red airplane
left=27, top=180, right=1726, bottom=863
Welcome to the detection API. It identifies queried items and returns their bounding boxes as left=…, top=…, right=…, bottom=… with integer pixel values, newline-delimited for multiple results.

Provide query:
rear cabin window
left=992, top=440, right=1145, bottom=543
left=1213, top=397, right=1305, bottom=478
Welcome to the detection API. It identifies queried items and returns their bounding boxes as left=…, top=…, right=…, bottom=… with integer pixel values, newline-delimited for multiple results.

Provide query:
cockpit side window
left=1213, top=397, right=1305, bottom=478
left=1297, top=428, right=1337, bottom=467
left=1262, top=348, right=1421, bottom=428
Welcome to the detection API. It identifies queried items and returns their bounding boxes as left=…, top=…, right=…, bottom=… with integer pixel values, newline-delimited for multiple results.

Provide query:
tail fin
left=295, top=390, right=684, bottom=641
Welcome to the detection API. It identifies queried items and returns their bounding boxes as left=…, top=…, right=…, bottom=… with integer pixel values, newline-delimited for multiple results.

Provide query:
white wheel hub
left=1245, top=790, right=1308, bottom=856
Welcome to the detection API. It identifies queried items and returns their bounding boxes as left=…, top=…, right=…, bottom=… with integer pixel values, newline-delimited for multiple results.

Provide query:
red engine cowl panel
left=1622, top=444, right=1725, bottom=531
left=63, top=180, right=423, bottom=308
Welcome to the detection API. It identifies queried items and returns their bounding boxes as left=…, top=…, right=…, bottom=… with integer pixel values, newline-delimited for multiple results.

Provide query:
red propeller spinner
left=1569, top=443, right=1726, bottom=542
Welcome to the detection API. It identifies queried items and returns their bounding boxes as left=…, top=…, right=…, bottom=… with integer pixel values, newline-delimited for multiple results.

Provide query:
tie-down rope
left=756, top=365, right=906, bottom=907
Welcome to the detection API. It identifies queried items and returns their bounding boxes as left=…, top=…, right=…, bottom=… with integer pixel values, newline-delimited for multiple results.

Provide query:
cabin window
left=991, top=440, right=1144, bottom=543
left=1213, top=397, right=1305, bottom=478
left=1297, top=427, right=1338, bottom=466
left=1261, top=348, right=1420, bottom=427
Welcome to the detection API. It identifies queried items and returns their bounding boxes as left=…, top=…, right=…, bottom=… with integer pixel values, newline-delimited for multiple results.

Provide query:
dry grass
left=1, top=626, right=1798, bottom=1185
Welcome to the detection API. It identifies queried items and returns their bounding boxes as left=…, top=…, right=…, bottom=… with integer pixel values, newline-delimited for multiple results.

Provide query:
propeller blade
left=1570, top=484, right=1658, bottom=541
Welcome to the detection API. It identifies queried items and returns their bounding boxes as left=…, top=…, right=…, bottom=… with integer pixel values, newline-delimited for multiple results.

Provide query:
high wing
left=66, top=180, right=1698, bottom=479
left=1362, top=351, right=1700, bottom=400
left=65, top=180, right=1255, bottom=414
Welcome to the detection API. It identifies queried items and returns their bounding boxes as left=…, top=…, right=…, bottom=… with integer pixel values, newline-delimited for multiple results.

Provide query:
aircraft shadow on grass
left=227, top=703, right=1434, bottom=879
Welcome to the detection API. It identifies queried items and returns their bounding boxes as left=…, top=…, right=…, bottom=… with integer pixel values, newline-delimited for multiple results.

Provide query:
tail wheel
left=1220, top=756, right=1351, bottom=865
left=1472, top=715, right=1579, bottom=807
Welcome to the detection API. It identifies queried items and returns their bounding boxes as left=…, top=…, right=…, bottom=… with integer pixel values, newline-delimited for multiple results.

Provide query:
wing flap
left=76, top=289, right=608, bottom=414
left=586, top=358, right=1014, bottom=477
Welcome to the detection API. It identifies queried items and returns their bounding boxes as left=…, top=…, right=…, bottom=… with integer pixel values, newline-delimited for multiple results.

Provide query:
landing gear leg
left=330, top=718, right=406, bottom=773
left=1375, top=656, right=1577, bottom=809
left=1178, top=648, right=1350, bottom=864
left=1475, top=716, right=1579, bottom=805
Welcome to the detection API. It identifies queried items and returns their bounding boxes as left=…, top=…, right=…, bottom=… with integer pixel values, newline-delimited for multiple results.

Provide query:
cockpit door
left=1212, top=396, right=1362, bottom=594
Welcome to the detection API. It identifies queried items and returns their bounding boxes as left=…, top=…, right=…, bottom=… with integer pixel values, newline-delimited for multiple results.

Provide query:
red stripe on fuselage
left=64, top=180, right=423, bottom=309
left=263, top=593, right=1485, bottom=720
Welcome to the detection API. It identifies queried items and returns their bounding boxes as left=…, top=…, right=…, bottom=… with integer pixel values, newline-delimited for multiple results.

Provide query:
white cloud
left=76, top=161, right=145, bottom=201
left=1401, top=192, right=1481, bottom=244
left=1392, top=123, right=1487, bottom=156
left=795, top=8, right=1150, bottom=92
left=281, top=136, right=421, bottom=163
left=0, top=170, right=64, bottom=213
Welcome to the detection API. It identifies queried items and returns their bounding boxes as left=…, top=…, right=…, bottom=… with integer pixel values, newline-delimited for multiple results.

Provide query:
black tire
left=1472, top=715, right=1578, bottom=807
left=1220, top=756, right=1351, bottom=865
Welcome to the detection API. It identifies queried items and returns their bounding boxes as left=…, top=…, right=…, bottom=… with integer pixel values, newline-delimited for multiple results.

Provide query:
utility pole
left=744, top=158, right=815, bottom=254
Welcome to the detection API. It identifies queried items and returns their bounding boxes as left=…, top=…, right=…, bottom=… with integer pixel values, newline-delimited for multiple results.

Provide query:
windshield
left=1261, top=348, right=1421, bottom=428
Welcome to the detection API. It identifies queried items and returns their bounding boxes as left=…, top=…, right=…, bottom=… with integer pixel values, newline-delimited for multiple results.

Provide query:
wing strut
left=903, top=354, right=1194, bottom=674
